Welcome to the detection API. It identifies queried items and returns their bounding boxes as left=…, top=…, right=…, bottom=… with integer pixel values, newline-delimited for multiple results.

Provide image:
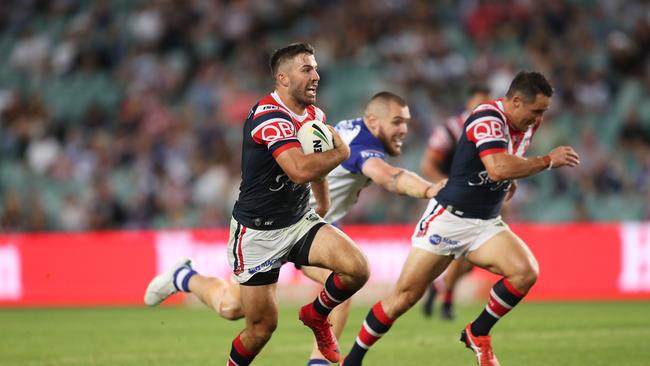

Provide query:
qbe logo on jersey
left=470, top=120, right=505, bottom=140
left=261, top=120, right=295, bottom=142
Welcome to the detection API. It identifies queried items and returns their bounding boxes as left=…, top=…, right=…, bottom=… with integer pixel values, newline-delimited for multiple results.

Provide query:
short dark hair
left=269, top=42, right=315, bottom=77
left=505, top=71, right=553, bottom=102
left=369, top=91, right=407, bottom=107
left=467, top=84, right=491, bottom=97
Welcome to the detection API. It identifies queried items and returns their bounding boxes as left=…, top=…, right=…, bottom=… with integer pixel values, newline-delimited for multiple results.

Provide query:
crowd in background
left=1, top=0, right=649, bottom=232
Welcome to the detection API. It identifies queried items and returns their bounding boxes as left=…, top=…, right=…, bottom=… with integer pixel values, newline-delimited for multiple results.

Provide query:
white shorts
left=412, top=199, right=509, bottom=259
left=227, top=210, right=326, bottom=285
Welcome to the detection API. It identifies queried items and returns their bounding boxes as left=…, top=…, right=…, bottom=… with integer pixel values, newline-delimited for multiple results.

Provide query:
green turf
left=1, top=301, right=649, bottom=365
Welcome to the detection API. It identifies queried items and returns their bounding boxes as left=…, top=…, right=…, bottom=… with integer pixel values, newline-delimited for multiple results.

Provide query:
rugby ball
left=297, top=120, right=334, bottom=154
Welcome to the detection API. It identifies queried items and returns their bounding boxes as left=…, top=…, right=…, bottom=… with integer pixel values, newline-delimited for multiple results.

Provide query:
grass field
left=1, top=301, right=649, bottom=366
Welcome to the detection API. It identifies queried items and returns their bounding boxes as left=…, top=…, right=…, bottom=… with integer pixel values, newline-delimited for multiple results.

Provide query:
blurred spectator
left=87, top=178, right=127, bottom=230
left=1, top=190, right=24, bottom=232
left=1, top=0, right=649, bottom=231
left=619, top=109, right=650, bottom=149
left=9, top=28, right=50, bottom=74
left=59, top=194, right=88, bottom=231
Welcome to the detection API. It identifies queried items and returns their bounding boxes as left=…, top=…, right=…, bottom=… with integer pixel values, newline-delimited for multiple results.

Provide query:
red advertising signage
left=0, top=223, right=649, bottom=306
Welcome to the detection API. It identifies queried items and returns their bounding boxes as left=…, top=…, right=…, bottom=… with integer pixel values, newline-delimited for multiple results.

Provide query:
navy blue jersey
left=435, top=99, right=540, bottom=219
left=232, top=92, right=326, bottom=230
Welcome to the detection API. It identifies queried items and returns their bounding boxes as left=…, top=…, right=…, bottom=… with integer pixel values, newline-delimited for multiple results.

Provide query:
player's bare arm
left=480, top=146, right=580, bottom=181
left=311, top=179, right=330, bottom=217
left=361, top=158, right=440, bottom=199
left=275, top=129, right=350, bottom=184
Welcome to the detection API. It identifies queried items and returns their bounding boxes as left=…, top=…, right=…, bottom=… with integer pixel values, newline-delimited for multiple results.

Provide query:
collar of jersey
left=271, top=91, right=309, bottom=122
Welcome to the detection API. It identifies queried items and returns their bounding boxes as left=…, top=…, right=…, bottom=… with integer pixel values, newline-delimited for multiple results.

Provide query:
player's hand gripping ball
left=297, top=120, right=334, bottom=154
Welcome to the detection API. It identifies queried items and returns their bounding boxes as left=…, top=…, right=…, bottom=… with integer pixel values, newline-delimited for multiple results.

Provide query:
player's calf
left=384, top=281, right=429, bottom=319
left=470, top=277, right=526, bottom=337
left=341, top=302, right=395, bottom=366
left=232, top=313, right=277, bottom=366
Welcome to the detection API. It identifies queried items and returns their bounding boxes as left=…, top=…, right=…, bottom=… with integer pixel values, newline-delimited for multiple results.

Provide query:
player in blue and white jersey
left=311, top=92, right=440, bottom=224
left=343, top=72, right=580, bottom=366
left=144, top=43, right=369, bottom=365
left=300, top=91, right=443, bottom=365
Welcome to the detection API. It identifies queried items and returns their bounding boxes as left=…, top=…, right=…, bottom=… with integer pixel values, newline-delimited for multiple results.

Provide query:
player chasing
left=341, top=71, right=580, bottom=366
left=145, top=42, right=369, bottom=365
left=420, top=85, right=491, bottom=320
left=299, top=91, right=444, bottom=365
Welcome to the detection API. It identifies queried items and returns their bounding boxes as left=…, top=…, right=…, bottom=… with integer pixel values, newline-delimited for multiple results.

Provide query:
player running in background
left=420, top=85, right=491, bottom=321
left=301, top=91, right=444, bottom=365
left=145, top=42, right=369, bottom=365
left=341, top=71, right=580, bottom=366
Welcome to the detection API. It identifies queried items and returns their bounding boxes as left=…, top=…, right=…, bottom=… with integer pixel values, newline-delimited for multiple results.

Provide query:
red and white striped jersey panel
left=250, top=91, right=326, bottom=153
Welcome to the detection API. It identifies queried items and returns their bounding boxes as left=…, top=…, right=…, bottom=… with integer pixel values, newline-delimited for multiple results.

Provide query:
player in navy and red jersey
left=342, top=71, right=580, bottom=366
left=420, top=85, right=491, bottom=321
left=144, top=43, right=369, bottom=365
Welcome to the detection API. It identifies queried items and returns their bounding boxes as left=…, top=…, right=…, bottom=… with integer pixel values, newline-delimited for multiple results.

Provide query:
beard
left=290, top=86, right=315, bottom=108
left=377, top=129, right=401, bottom=157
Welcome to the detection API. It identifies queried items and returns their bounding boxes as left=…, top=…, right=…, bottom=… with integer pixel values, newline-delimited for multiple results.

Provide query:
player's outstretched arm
left=311, top=178, right=330, bottom=217
left=362, top=158, right=440, bottom=199
left=275, top=127, right=350, bottom=184
left=481, top=146, right=580, bottom=181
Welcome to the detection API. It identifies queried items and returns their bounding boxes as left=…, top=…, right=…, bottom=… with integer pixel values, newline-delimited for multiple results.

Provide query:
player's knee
left=522, top=262, right=539, bottom=289
left=509, top=260, right=539, bottom=292
left=249, top=320, right=277, bottom=342
left=335, top=249, right=369, bottom=288
left=219, top=301, right=244, bottom=321
left=347, top=252, right=370, bottom=287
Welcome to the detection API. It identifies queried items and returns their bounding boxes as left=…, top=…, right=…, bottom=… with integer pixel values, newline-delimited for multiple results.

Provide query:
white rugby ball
left=297, top=120, right=334, bottom=154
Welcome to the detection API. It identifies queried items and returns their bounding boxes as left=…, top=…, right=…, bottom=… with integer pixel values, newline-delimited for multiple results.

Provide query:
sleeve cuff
left=478, top=148, right=507, bottom=157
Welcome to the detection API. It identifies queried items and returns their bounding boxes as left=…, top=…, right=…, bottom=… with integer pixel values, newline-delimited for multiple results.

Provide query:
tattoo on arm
left=389, top=170, right=405, bottom=193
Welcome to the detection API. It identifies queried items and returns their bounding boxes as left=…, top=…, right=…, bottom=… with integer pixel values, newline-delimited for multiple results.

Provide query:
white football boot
left=144, top=257, right=193, bottom=306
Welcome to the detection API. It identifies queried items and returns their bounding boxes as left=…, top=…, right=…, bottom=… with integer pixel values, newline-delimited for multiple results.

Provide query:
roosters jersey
left=233, top=91, right=326, bottom=230
left=435, top=99, right=540, bottom=219
left=309, top=118, right=386, bottom=224
left=426, top=111, right=469, bottom=175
